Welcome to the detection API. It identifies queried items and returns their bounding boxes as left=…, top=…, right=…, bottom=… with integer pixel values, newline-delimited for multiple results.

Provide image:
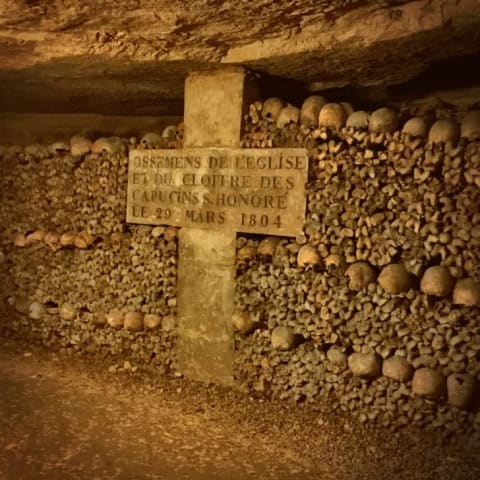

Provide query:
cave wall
left=1, top=95, right=480, bottom=437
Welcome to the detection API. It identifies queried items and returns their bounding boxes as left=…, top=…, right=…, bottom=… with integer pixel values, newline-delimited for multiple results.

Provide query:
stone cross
left=127, top=68, right=307, bottom=385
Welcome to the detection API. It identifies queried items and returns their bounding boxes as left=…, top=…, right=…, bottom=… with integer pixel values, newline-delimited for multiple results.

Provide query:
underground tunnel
left=1, top=1, right=480, bottom=479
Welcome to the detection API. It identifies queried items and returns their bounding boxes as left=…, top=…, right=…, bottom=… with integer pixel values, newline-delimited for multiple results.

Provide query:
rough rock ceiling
left=0, top=0, right=479, bottom=115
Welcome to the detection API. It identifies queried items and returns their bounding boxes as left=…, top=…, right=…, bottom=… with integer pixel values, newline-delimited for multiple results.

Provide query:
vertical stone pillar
left=176, top=68, right=256, bottom=385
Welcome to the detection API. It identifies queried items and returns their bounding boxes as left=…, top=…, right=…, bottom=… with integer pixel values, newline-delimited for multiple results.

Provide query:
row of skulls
left=261, top=96, right=480, bottom=143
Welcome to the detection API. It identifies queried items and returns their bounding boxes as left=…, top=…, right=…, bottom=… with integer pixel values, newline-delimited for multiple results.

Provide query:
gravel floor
left=0, top=337, right=479, bottom=480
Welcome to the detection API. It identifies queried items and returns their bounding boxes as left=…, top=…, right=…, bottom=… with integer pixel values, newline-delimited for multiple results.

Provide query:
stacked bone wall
left=1, top=98, right=480, bottom=436
left=234, top=99, right=480, bottom=436
left=0, top=130, right=183, bottom=373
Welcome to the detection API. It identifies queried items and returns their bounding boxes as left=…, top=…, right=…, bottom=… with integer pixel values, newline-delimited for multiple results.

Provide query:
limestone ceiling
left=0, top=0, right=479, bottom=115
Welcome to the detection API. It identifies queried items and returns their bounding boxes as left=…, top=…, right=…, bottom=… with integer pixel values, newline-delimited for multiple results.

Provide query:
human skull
left=402, top=117, right=429, bottom=138
left=140, top=132, right=163, bottom=148
left=428, top=119, right=460, bottom=145
left=162, top=125, right=178, bottom=139
left=261, top=97, right=286, bottom=121
left=276, top=104, right=300, bottom=128
left=297, top=244, right=320, bottom=267
left=26, top=229, right=46, bottom=244
left=106, top=309, right=124, bottom=328
left=29, top=301, right=47, bottom=320
left=461, top=111, right=480, bottom=140
left=70, top=135, right=92, bottom=156
left=346, top=111, right=370, bottom=129
left=257, top=236, right=280, bottom=257
left=318, top=103, right=348, bottom=129
left=92, top=137, right=126, bottom=155
left=59, top=302, right=76, bottom=321
left=369, top=107, right=399, bottom=133
left=300, top=95, right=327, bottom=127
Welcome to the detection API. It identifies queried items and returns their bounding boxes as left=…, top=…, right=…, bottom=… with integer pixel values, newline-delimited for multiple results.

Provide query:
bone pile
left=236, top=98, right=480, bottom=435
left=0, top=101, right=479, bottom=434
left=0, top=125, right=183, bottom=372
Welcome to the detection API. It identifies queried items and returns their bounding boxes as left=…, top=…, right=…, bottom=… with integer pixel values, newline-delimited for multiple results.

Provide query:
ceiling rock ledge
left=0, top=0, right=479, bottom=116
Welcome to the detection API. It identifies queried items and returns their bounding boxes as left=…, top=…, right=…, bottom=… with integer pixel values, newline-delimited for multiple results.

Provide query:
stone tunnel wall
left=0, top=97, right=480, bottom=437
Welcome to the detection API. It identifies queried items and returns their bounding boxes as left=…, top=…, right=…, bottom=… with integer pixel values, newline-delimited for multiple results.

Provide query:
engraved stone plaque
left=127, top=148, right=308, bottom=237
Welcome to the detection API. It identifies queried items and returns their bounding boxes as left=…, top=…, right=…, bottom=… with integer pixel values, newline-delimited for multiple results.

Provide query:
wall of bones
left=0, top=131, right=183, bottom=373
left=1, top=95, right=480, bottom=435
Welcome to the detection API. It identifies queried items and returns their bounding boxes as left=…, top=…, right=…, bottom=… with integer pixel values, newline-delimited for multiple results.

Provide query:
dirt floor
left=0, top=338, right=479, bottom=480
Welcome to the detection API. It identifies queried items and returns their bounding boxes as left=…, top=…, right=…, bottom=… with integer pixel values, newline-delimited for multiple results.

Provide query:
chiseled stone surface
left=177, top=228, right=236, bottom=385
left=0, top=0, right=479, bottom=114
left=184, top=69, right=247, bottom=148
left=177, top=68, right=250, bottom=385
